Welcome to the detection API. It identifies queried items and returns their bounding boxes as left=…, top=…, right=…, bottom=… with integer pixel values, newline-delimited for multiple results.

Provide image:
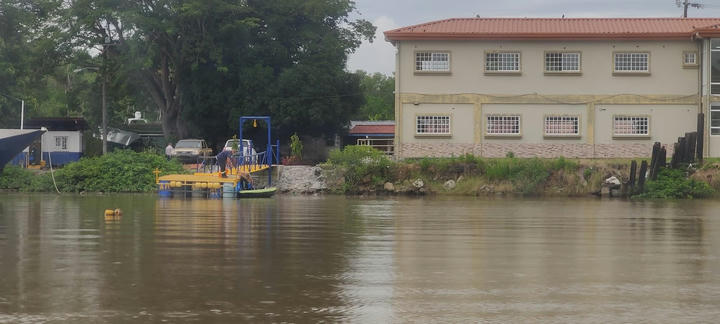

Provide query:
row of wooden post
left=624, top=113, right=704, bottom=196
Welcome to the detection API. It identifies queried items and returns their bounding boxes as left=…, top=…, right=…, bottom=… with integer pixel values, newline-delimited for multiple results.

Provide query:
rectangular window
left=485, top=52, right=520, bottom=72
left=416, top=115, right=450, bottom=135
left=545, top=52, right=580, bottom=72
left=711, top=106, right=720, bottom=135
left=54, top=136, right=68, bottom=150
left=712, top=39, right=720, bottom=94
left=613, top=116, right=649, bottom=136
left=415, top=52, right=450, bottom=72
left=486, top=115, right=520, bottom=135
left=544, top=116, right=580, bottom=136
left=614, top=52, right=649, bottom=73
left=683, top=51, right=698, bottom=66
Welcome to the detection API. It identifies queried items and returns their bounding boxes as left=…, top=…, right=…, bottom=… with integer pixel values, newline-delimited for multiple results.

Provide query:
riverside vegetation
left=0, top=150, right=184, bottom=193
left=321, top=146, right=718, bottom=199
left=2, top=146, right=717, bottom=198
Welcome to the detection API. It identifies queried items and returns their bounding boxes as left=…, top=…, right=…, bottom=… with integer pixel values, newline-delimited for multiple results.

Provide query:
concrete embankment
left=275, top=165, right=329, bottom=194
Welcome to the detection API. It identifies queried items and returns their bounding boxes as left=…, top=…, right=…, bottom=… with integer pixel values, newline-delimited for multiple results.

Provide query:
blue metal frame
left=238, top=116, right=276, bottom=186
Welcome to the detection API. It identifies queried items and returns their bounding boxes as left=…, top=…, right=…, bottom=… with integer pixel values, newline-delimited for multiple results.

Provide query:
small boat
left=237, top=186, right=277, bottom=198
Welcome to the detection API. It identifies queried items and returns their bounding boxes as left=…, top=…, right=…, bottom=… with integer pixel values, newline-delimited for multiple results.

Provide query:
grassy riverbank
left=322, top=146, right=719, bottom=198
left=0, top=150, right=185, bottom=193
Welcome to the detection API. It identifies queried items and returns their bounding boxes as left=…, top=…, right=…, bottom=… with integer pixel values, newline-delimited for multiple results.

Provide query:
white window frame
left=683, top=51, right=698, bottom=67
left=54, top=136, right=68, bottom=150
left=414, top=51, right=450, bottom=73
left=486, top=114, right=521, bottom=136
left=544, top=115, right=581, bottom=137
left=711, top=106, right=720, bottom=136
left=544, top=51, right=581, bottom=74
left=613, top=115, right=650, bottom=137
left=415, top=115, right=451, bottom=136
left=613, top=52, right=650, bottom=74
left=485, top=51, right=521, bottom=74
left=712, top=39, right=720, bottom=94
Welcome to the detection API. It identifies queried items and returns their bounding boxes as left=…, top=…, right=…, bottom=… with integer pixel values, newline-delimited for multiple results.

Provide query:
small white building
left=25, top=118, right=88, bottom=166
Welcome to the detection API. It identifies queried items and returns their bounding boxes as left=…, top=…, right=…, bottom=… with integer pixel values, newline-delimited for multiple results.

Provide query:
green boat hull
left=237, top=187, right=277, bottom=198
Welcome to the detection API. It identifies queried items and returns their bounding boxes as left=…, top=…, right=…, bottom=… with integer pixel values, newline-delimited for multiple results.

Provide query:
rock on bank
left=276, top=166, right=329, bottom=194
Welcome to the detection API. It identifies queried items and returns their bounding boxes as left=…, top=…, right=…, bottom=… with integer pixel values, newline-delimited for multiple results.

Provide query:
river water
left=1, top=194, right=720, bottom=323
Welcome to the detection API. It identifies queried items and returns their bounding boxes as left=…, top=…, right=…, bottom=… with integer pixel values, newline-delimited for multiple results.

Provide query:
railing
left=196, top=144, right=280, bottom=175
left=357, top=138, right=394, bottom=155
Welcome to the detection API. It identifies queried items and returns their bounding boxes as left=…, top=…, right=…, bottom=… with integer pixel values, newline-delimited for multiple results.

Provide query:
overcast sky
left=346, top=0, right=720, bottom=75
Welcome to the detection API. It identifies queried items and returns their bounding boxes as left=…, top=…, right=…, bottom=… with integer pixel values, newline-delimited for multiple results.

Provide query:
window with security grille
left=415, top=52, right=450, bottom=72
left=54, top=136, right=68, bottom=150
left=544, top=116, right=579, bottom=136
left=486, top=115, right=520, bottom=135
left=416, top=115, right=450, bottom=135
left=683, top=52, right=697, bottom=66
left=545, top=52, right=580, bottom=72
left=711, top=106, right=720, bottom=135
left=613, top=116, right=649, bottom=136
left=486, top=52, right=520, bottom=72
left=614, top=53, right=649, bottom=72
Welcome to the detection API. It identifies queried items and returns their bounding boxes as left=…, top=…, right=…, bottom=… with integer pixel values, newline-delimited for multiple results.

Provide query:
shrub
left=637, top=168, right=715, bottom=199
left=52, top=150, right=186, bottom=192
left=328, top=146, right=392, bottom=192
left=290, top=133, right=303, bottom=161
left=1, top=150, right=185, bottom=193
left=328, top=145, right=385, bottom=166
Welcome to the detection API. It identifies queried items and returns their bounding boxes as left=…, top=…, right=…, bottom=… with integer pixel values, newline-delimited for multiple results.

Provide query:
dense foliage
left=354, top=71, right=394, bottom=120
left=327, top=145, right=392, bottom=192
left=0, top=0, right=376, bottom=148
left=0, top=151, right=184, bottom=192
left=637, top=168, right=715, bottom=199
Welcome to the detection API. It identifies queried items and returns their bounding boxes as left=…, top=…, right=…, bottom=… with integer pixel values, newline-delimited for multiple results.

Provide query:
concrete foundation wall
left=399, top=142, right=675, bottom=159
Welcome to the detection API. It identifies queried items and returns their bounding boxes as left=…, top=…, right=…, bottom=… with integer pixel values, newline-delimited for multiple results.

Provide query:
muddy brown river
left=1, top=193, right=720, bottom=323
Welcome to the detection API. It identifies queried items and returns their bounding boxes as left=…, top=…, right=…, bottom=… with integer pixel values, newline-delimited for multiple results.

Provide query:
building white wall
left=41, top=131, right=83, bottom=153
left=398, top=40, right=700, bottom=95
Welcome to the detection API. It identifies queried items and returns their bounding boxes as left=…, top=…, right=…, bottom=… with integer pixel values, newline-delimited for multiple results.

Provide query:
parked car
left=174, top=139, right=212, bottom=163
left=224, top=139, right=258, bottom=163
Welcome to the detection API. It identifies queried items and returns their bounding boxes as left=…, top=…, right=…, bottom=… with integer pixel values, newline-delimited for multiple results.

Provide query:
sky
left=346, top=0, right=720, bottom=75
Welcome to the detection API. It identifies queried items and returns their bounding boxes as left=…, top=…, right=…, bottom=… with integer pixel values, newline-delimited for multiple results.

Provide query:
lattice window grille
left=544, top=116, right=579, bottom=135
left=684, top=52, right=697, bottom=65
left=416, top=115, right=451, bottom=134
left=415, top=52, right=450, bottom=72
left=613, top=116, right=649, bottom=136
left=545, top=52, right=580, bottom=72
left=487, top=115, right=520, bottom=135
left=614, top=53, right=649, bottom=72
left=486, top=52, right=520, bottom=72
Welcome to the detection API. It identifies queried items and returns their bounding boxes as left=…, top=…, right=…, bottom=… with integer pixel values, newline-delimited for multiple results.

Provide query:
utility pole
left=677, top=0, right=704, bottom=18
left=101, top=60, right=107, bottom=155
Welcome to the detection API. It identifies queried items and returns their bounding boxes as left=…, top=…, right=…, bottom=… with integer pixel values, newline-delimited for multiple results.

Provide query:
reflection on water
left=1, top=194, right=720, bottom=322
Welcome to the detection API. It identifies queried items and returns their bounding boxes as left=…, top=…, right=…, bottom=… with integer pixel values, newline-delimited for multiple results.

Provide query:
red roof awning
left=349, top=124, right=395, bottom=135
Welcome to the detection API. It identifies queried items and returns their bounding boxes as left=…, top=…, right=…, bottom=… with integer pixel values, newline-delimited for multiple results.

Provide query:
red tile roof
left=349, top=124, right=395, bottom=135
left=385, top=18, right=720, bottom=41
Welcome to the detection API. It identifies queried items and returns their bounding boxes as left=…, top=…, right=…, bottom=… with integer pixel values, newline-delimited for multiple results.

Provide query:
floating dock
left=156, top=115, right=279, bottom=198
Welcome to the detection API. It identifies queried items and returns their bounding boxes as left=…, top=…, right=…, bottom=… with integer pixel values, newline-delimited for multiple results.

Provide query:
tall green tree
left=354, top=71, right=394, bottom=121
left=0, top=0, right=67, bottom=127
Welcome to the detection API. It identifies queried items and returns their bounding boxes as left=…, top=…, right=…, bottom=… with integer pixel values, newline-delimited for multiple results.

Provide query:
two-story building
left=384, top=18, right=720, bottom=158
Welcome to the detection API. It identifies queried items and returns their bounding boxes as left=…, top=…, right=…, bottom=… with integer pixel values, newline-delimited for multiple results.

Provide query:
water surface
left=1, top=194, right=720, bottom=323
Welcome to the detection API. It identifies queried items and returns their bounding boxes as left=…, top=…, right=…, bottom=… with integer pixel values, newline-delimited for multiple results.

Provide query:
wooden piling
left=638, top=160, right=648, bottom=193
left=697, top=113, right=705, bottom=163
left=658, top=146, right=666, bottom=168
left=649, top=142, right=660, bottom=179
left=688, top=132, right=697, bottom=164
left=671, top=142, right=679, bottom=169
left=628, top=160, right=637, bottom=194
